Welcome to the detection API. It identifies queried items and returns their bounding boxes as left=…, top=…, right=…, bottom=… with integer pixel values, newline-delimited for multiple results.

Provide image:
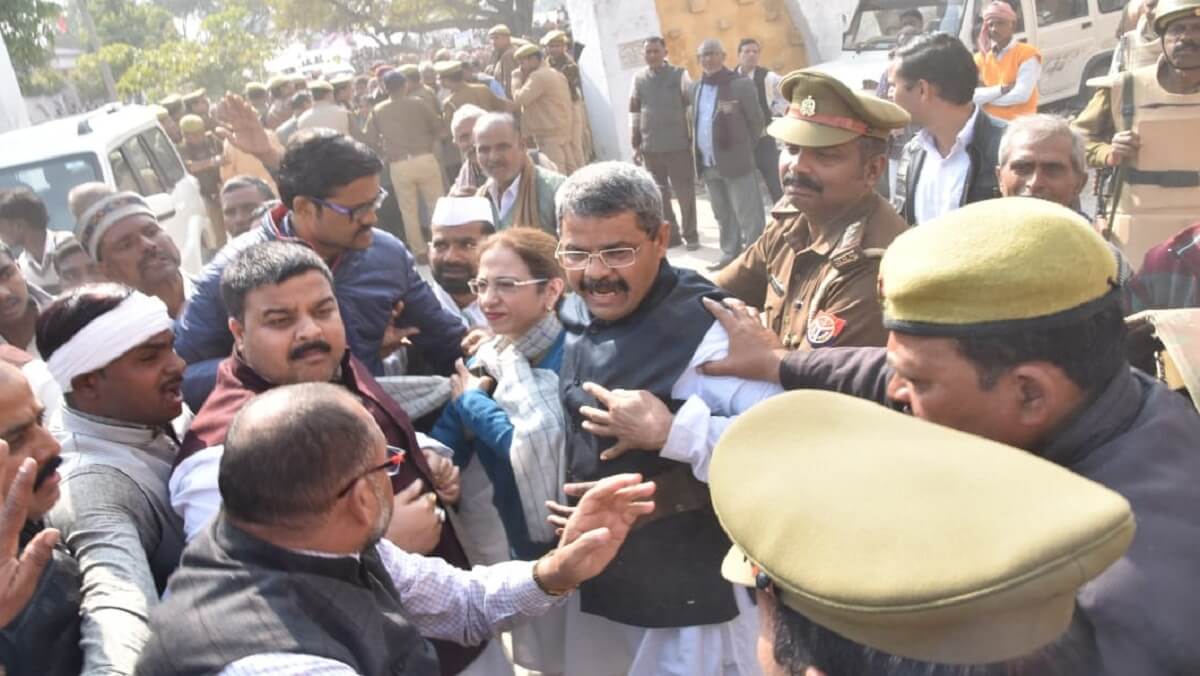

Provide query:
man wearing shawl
left=475, top=113, right=565, bottom=235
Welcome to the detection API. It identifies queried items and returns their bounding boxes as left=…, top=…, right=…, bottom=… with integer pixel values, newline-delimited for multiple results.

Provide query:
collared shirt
left=17, top=230, right=73, bottom=294
left=912, top=104, right=980, bottom=225
left=218, top=539, right=559, bottom=675
left=430, top=280, right=487, bottom=329
left=491, top=175, right=521, bottom=221
left=0, top=283, right=53, bottom=358
left=696, top=82, right=719, bottom=167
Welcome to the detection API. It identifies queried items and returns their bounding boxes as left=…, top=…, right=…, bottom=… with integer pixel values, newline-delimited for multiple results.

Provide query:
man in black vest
left=735, top=37, right=785, bottom=204
left=556, top=161, right=780, bottom=675
left=889, top=33, right=1005, bottom=225
left=137, top=382, right=656, bottom=676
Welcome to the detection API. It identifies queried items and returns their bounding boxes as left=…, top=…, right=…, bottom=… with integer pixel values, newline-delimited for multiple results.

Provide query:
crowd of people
left=0, top=0, right=1197, bottom=674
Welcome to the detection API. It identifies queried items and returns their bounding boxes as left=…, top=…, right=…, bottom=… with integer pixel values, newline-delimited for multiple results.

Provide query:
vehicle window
left=120, top=137, right=166, bottom=196
left=109, top=149, right=140, bottom=195
left=1035, top=0, right=1087, bottom=25
left=141, top=127, right=186, bottom=187
left=1098, top=0, right=1123, bottom=13
left=843, top=0, right=968, bottom=51
left=0, top=154, right=101, bottom=232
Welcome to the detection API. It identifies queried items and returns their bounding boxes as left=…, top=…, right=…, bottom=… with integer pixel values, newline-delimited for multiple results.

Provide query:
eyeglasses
left=336, top=445, right=406, bottom=497
left=310, top=188, right=388, bottom=222
left=467, top=277, right=548, bottom=295
left=555, top=246, right=642, bottom=270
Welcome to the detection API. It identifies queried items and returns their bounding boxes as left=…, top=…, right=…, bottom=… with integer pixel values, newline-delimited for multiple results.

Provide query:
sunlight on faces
left=230, top=270, right=347, bottom=386
left=56, top=250, right=106, bottom=291
left=96, top=214, right=179, bottom=290
left=474, top=119, right=524, bottom=186
left=71, top=331, right=185, bottom=426
left=778, top=140, right=882, bottom=216
left=643, top=41, right=667, bottom=68
left=430, top=222, right=488, bottom=295
left=477, top=245, right=563, bottom=340
left=221, top=186, right=270, bottom=238
left=292, top=174, right=381, bottom=254
left=997, top=132, right=1086, bottom=208
left=0, top=253, right=29, bottom=325
left=559, top=210, right=668, bottom=322
left=0, top=368, right=61, bottom=519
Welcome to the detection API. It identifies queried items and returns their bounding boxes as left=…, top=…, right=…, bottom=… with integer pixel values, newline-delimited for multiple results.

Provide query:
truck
left=813, top=0, right=1125, bottom=108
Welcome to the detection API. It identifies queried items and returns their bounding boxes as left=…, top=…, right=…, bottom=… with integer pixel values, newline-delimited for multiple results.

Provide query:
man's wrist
left=532, top=550, right=575, bottom=596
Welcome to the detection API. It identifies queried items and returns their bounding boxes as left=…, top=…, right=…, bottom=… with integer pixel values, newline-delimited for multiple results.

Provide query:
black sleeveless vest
left=134, top=516, right=439, bottom=676
left=560, top=262, right=738, bottom=628
left=752, top=66, right=772, bottom=121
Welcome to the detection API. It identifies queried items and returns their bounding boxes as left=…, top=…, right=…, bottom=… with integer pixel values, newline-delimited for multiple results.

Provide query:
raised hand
left=0, top=450, right=59, bottom=626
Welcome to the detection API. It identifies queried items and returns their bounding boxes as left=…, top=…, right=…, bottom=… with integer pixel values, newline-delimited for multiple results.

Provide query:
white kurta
left=562, top=321, right=782, bottom=676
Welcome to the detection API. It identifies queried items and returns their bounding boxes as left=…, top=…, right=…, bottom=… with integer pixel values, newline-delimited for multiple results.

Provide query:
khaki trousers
left=534, top=136, right=573, bottom=175
left=389, top=153, right=443, bottom=257
left=568, top=100, right=587, bottom=172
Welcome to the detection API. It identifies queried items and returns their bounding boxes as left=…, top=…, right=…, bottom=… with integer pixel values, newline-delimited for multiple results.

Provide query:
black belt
left=1125, top=169, right=1200, bottom=188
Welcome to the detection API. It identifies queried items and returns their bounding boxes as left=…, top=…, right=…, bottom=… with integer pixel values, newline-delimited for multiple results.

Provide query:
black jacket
left=892, top=109, right=1006, bottom=225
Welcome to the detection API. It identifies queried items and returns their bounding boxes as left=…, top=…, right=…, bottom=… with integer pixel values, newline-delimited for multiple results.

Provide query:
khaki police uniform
left=437, top=62, right=511, bottom=119
left=712, top=389, right=1134, bottom=666
left=486, top=25, right=528, bottom=99
left=511, top=45, right=576, bottom=174
left=716, top=69, right=910, bottom=350
left=365, top=92, right=444, bottom=257
left=544, top=30, right=590, bottom=169
left=1073, top=0, right=1200, bottom=263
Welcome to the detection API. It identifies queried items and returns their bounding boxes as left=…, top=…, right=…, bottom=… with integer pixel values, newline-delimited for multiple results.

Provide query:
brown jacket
left=443, top=83, right=511, bottom=120
left=512, top=64, right=573, bottom=143
left=716, top=191, right=907, bottom=350
left=363, top=95, right=442, bottom=162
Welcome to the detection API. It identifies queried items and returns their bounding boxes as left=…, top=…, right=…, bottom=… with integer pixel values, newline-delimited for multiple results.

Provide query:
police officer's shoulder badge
left=807, top=311, right=846, bottom=346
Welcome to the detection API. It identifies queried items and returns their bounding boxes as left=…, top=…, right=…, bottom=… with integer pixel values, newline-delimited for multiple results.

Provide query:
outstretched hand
left=697, top=296, right=786, bottom=383
left=535, top=474, right=655, bottom=593
left=578, top=383, right=673, bottom=461
left=0, top=449, right=59, bottom=626
left=215, top=94, right=280, bottom=168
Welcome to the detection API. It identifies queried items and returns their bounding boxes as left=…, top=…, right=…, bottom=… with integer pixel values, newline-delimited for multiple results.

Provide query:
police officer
left=542, top=29, right=589, bottom=170
left=1073, top=0, right=1200, bottom=264
left=715, top=69, right=910, bottom=350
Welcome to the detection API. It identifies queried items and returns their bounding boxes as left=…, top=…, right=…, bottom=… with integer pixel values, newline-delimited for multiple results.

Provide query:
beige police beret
left=434, top=60, right=464, bottom=77
left=181, top=88, right=206, bottom=103
left=179, top=115, right=206, bottom=134
left=158, top=94, right=182, bottom=108
left=541, top=30, right=568, bottom=46
left=308, top=79, right=333, bottom=92
left=769, top=69, right=910, bottom=146
left=514, top=43, right=541, bottom=60
left=243, top=82, right=267, bottom=97
left=880, top=198, right=1119, bottom=336
left=330, top=74, right=354, bottom=88
left=712, top=390, right=1135, bottom=665
left=488, top=24, right=512, bottom=37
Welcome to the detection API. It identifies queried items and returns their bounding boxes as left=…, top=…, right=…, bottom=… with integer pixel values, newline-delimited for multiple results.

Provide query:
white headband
left=46, top=291, right=174, bottom=392
left=76, top=191, right=157, bottom=260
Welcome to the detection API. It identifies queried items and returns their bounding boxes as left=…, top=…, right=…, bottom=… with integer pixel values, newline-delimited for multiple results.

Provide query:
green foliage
left=268, top=0, right=535, bottom=46
left=89, top=0, right=179, bottom=49
left=1, top=0, right=61, bottom=89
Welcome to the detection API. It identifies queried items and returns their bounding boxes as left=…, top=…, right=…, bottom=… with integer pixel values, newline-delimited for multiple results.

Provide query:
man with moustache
left=1072, top=0, right=1200, bottom=263
left=171, top=242, right=504, bottom=674
left=451, top=106, right=558, bottom=196
left=428, top=197, right=494, bottom=329
left=0, top=361, right=81, bottom=676
left=555, top=162, right=780, bottom=676
left=140, top=383, right=657, bottom=675
left=716, top=70, right=910, bottom=351
left=174, top=130, right=465, bottom=410
left=475, top=113, right=566, bottom=233
left=0, top=244, right=53, bottom=358
left=38, top=285, right=187, bottom=675
left=68, top=184, right=194, bottom=319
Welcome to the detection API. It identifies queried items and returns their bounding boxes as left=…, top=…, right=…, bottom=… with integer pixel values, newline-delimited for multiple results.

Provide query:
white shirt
left=171, top=430, right=450, bottom=542
left=491, top=175, right=521, bottom=221
left=561, top=321, right=780, bottom=676
left=218, top=539, right=559, bottom=675
left=430, top=280, right=487, bottom=330
left=973, top=42, right=1043, bottom=108
left=912, top=105, right=980, bottom=225
left=17, top=230, right=73, bottom=293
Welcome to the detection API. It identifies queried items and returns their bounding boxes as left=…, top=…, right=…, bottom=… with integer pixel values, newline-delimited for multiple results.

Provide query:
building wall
left=567, top=0, right=857, bottom=162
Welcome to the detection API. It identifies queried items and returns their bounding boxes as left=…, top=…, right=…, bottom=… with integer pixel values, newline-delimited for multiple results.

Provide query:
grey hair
left=451, top=103, right=487, bottom=132
left=474, top=111, right=520, bottom=137
left=697, top=38, right=725, bottom=56
left=556, top=161, right=664, bottom=237
left=998, top=114, right=1086, bottom=178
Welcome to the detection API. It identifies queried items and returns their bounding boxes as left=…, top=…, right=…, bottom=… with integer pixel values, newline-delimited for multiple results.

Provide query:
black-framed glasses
left=336, top=445, right=406, bottom=497
left=467, top=277, right=548, bottom=295
left=555, top=245, right=642, bottom=270
left=310, top=188, right=388, bottom=222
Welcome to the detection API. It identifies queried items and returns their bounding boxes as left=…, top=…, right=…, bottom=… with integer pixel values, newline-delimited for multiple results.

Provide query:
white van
left=813, top=0, right=1124, bottom=108
left=0, top=104, right=208, bottom=275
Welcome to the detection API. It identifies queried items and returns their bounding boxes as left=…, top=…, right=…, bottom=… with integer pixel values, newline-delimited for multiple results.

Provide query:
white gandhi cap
left=431, top=196, right=494, bottom=228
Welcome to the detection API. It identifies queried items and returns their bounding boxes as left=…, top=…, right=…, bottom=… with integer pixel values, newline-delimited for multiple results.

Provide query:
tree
left=1, top=0, right=61, bottom=90
left=268, top=0, right=536, bottom=47
left=70, top=43, right=138, bottom=103
left=88, top=0, right=179, bottom=49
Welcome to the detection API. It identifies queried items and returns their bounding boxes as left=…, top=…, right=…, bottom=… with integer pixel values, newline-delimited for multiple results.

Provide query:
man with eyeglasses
left=553, top=162, right=780, bottom=676
left=1073, top=0, right=1200, bottom=263
left=170, top=241, right=506, bottom=674
left=174, top=129, right=466, bottom=412
left=141, top=382, right=657, bottom=676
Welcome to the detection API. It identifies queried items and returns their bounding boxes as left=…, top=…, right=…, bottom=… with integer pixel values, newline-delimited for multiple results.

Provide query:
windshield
left=0, top=154, right=102, bottom=233
left=843, top=0, right=967, bottom=51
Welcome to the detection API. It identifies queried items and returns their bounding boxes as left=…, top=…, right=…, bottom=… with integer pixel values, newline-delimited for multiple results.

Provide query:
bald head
left=218, top=382, right=381, bottom=528
left=474, top=112, right=520, bottom=139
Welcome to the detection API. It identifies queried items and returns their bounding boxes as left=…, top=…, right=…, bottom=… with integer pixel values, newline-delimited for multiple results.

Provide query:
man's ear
left=229, top=316, right=245, bottom=350
left=1009, top=363, right=1071, bottom=429
left=69, top=371, right=102, bottom=401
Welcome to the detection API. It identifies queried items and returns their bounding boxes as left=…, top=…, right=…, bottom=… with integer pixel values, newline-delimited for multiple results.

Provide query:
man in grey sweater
left=40, top=283, right=188, bottom=675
